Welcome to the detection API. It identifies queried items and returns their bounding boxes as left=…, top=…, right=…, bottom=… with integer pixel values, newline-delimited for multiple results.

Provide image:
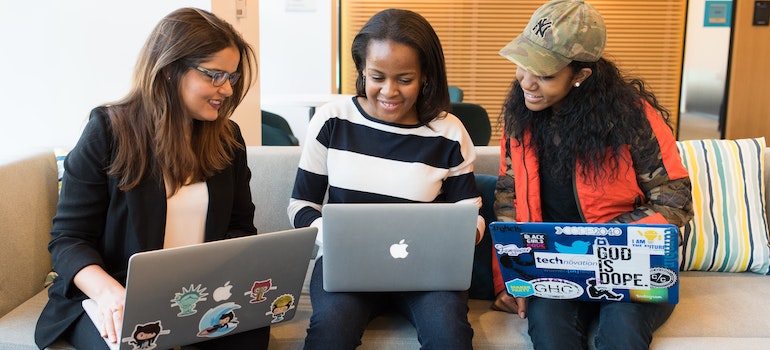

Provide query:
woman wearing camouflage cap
left=490, top=1, right=693, bottom=349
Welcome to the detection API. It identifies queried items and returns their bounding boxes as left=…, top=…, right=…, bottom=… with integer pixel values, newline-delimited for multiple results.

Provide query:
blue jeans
left=527, top=298, right=675, bottom=350
left=303, top=258, right=473, bottom=350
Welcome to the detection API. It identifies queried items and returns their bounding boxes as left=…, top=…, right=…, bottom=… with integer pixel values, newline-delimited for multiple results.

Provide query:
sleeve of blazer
left=49, top=107, right=113, bottom=297
left=225, top=121, right=258, bottom=238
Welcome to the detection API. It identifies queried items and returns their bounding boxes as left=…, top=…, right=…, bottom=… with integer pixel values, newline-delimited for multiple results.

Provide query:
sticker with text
left=529, top=278, right=584, bottom=299
left=533, top=251, right=597, bottom=271
left=594, top=238, right=651, bottom=290
left=495, top=243, right=532, bottom=257
left=649, top=267, right=678, bottom=288
left=628, top=226, right=669, bottom=255
left=521, top=233, right=548, bottom=250
left=504, top=278, right=535, bottom=298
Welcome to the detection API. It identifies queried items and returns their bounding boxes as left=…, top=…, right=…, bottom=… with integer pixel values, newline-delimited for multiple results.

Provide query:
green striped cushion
left=676, top=138, right=770, bottom=274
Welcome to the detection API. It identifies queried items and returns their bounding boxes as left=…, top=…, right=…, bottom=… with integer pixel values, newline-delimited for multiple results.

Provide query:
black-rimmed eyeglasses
left=188, top=64, right=241, bottom=87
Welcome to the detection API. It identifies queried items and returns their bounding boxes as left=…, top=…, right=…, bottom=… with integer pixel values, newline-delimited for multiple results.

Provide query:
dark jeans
left=303, top=258, right=474, bottom=350
left=469, top=174, right=497, bottom=300
left=527, top=298, right=675, bottom=350
left=65, top=311, right=269, bottom=350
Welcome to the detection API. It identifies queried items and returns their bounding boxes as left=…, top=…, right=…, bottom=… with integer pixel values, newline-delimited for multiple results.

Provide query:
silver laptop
left=82, top=227, right=317, bottom=350
left=321, top=203, right=478, bottom=292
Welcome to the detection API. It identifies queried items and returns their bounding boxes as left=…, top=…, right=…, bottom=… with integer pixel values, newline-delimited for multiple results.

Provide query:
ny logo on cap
left=532, top=17, right=552, bottom=38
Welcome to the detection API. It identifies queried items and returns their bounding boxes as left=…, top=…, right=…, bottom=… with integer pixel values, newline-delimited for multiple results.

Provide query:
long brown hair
left=105, top=7, right=256, bottom=195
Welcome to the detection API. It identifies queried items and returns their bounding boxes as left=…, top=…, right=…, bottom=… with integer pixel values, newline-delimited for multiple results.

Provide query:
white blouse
left=163, top=181, right=208, bottom=249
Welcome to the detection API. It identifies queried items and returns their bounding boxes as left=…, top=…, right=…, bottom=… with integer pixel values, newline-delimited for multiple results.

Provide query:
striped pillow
left=676, top=138, right=770, bottom=274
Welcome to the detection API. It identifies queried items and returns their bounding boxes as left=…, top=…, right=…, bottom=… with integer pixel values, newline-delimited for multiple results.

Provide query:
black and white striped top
left=288, top=97, right=482, bottom=250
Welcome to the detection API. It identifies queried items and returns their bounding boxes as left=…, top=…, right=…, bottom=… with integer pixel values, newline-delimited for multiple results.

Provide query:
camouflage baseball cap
left=499, top=0, right=606, bottom=76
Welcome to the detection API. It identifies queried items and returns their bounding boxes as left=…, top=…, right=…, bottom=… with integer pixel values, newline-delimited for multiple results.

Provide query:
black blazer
left=35, top=107, right=257, bottom=348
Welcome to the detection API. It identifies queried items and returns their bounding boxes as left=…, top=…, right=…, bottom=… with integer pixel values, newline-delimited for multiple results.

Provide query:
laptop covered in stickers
left=82, top=227, right=317, bottom=350
left=489, top=222, right=680, bottom=304
left=321, top=202, right=479, bottom=292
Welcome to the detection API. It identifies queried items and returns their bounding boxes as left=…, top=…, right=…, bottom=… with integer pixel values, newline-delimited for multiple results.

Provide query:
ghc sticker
left=505, top=278, right=534, bottom=298
left=530, top=278, right=584, bottom=299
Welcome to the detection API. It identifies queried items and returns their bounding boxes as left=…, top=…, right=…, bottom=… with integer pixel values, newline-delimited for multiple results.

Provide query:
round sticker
left=649, top=267, right=678, bottom=288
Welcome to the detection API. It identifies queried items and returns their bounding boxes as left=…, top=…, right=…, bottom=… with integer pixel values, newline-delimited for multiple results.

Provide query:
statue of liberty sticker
left=170, top=284, right=209, bottom=317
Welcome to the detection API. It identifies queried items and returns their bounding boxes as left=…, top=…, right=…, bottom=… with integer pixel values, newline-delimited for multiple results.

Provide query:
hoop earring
left=362, top=75, right=366, bottom=88
left=422, top=82, right=428, bottom=94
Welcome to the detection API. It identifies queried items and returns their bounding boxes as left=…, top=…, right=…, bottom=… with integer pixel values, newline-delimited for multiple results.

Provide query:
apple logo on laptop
left=213, top=281, right=233, bottom=302
left=390, top=239, right=409, bottom=259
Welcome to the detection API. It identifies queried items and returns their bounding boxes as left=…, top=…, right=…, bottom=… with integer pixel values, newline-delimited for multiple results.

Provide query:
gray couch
left=2, top=146, right=770, bottom=350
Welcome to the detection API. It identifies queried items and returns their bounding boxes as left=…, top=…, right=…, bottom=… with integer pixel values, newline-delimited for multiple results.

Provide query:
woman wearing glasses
left=34, top=8, right=266, bottom=349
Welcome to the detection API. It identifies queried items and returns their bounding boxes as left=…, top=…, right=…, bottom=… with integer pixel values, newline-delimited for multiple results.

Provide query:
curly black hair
left=500, top=58, right=672, bottom=184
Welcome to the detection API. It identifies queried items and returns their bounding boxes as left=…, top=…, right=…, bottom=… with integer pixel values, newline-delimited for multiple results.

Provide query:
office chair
left=450, top=102, right=492, bottom=146
left=262, top=110, right=299, bottom=146
left=448, top=86, right=464, bottom=103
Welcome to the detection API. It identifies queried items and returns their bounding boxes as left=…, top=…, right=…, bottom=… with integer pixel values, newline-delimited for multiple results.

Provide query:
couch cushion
left=654, top=271, right=770, bottom=341
left=0, top=289, right=75, bottom=350
left=677, top=138, right=770, bottom=274
left=472, top=146, right=500, bottom=176
left=247, top=146, right=302, bottom=234
left=0, top=151, right=58, bottom=318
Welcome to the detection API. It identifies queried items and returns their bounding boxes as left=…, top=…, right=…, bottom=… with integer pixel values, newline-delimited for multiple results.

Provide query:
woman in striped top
left=288, top=8, right=484, bottom=350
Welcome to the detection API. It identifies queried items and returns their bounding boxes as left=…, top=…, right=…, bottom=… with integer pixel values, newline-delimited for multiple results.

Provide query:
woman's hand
left=95, top=289, right=126, bottom=343
left=74, top=265, right=127, bottom=343
left=491, top=291, right=527, bottom=319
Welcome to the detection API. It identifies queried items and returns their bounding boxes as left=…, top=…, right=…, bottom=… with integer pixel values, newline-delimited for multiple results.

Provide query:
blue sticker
left=505, top=278, right=535, bottom=298
left=554, top=240, right=591, bottom=254
left=197, top=302, right=241, bottom=337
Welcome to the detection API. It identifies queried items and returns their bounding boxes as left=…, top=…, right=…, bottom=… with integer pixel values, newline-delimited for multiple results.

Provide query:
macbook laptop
left=321, top=203, right=478, bottom=292
left=82, top=227, right=317, bottom=350
left=489, top=222, right=679, bottom=304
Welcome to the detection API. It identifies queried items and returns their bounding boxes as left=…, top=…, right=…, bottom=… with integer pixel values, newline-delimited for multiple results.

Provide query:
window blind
left=338, top=0, right=686, bottom=145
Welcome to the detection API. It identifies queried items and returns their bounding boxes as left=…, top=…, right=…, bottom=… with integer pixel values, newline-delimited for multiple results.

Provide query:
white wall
left=681, top=0, right=732, bottom=116
left=3, top=1, right=720, bottom=152
left=258, top=0, right=333, bottom=143
left=0, top=0, right=210, bottom=158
